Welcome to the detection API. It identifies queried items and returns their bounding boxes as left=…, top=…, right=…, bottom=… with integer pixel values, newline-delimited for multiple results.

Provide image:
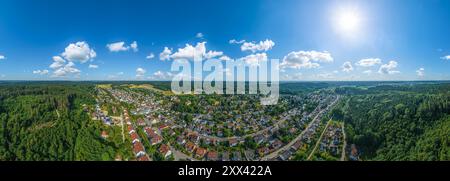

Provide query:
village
left=91, top=84, right=347, bottom=161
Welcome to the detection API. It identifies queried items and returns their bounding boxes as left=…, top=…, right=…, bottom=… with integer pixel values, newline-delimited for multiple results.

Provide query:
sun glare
left=333, top=6, right=363, bottom=37
left=338, top=11, right=360, bottom=32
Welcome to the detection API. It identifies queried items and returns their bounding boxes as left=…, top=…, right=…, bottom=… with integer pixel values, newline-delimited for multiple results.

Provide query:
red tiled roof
left=128, top=125, right=134, bottom=132
left=207, top=151, right=218, bottom=160
left=196, top=147, right=207, bottom=157
left=137, top=155, right=150, bottom=161
left=144, top=127, right=153, bottom=135
left=144, top=127, right=159, bottom=137
left=229, top=138, right=238, bottom=144
left=159, top=144, right=170, bottom=154
left=185, top=142, right=196, bottom=151
left=159, top=124, right=169, bottom=130
left=130, top=132, right=139, bottom=141
left=133, top=142, right=145, bottom=153
left=151, top=135, right=162, bottom=144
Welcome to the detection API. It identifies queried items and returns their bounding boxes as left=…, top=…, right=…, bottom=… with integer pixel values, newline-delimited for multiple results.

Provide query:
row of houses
left=318, top=123, right=343, bottom=157
left=144, top=127, right=162, bottom=145
left=273, top=94, right=339, bottom=161
left=103, top=87, right=177, bottom=160
left=143, top=126, right=175, bottom=159
left=124, top=110, right=150, bottom=161
left=181, top=140, right=248, bottom=161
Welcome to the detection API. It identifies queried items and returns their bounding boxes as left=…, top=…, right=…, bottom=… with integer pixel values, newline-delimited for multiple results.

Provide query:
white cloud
left=88, top=64, right=99, bottom=69
left=52, top=62, right=81, bottom=77
left=341, top=61, right=354, bottom=73
left=238, top=53, right=268, bottom=67
left=33, top=69, right=49, bottom=75
left=416, top=68, right=425, bottom=77
left=0, top=55, right=5, bottom=60
left=130, top=41, right=138, bottom=52
left=159, top=42, right=224, bottom=61
left=159, top=47, right=172, bottom=61
left=196, top=32, right=204, bottom=39
left=171, top=42, right=206, bottom=60
left=378, top=61, right=400, bottom=74
left=204, top=50, right=223, bottom=59
left=441, top=55, right=450, bottom=60
left=219, top=56, right=232, bottom=61
left=356, top=58, right=382, bottom=67
left=136, top=67, right=146, bottom=79
left=107, top=41, right=138, bottom=52
left=149, top=71, right=173, bottom=80
left=62, top=41, right=96, bottom=63
left=146, top=53, right=155, bottom=59
left=49, top=56, right=66, bottom=69
left=153, top=71, right=165, bottom=77
left=107, top=42, right=129, bottom=52
left=48, top=43, right=95, bottom=78
left=241, top=39, right=275, bottom=52
left=280, top=50, right=333, bottom=69
left=229, top=39, right=245, bottom=44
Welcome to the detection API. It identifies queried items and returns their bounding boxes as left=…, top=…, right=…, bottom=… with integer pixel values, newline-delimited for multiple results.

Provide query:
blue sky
left=0, top=0, right=449, bottom=81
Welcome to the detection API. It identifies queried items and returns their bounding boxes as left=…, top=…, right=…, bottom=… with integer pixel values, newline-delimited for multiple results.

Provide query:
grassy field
left=97, top=84, right=112, bottom=89
left=128, top=84, right=174, bottom=95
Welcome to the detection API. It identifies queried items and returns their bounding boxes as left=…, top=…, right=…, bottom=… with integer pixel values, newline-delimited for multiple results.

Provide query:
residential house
left=159, top=144, right=172, bottom=158
left=130, top=132, right=140, bottom=144
left=229, top=138, right=238, bottom=147
left=185, top=141, right=196, bottom=153
left=137, top=155, right=150, bottom=161
left=195, top=147, right=207, bottom=158
left=207, top=151, right=219, bottom=161
left=133, top=142, right=146, bottom=158
left=176, top=136, right=186, bottom=145
left=101, top=131, right=109, bottom=139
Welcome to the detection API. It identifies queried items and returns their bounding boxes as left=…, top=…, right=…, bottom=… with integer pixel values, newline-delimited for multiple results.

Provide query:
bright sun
left=334, top=7, right=363, bottom=37
left=338, top=11, right=360, bottom=32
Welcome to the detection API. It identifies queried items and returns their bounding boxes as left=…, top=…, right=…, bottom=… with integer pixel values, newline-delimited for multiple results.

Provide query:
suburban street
left=261, top=96, right=340, bottom=160
left=307, top=119, right=332, bottom=160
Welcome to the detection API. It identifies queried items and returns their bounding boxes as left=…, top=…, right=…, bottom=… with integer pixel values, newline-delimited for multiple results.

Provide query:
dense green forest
left=0, top=84, right=120, bottom=160
left=331, top=83, right=450, bottom=160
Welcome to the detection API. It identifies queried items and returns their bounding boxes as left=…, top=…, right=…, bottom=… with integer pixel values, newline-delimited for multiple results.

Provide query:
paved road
left=261, top=96, right=340, bottom=160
